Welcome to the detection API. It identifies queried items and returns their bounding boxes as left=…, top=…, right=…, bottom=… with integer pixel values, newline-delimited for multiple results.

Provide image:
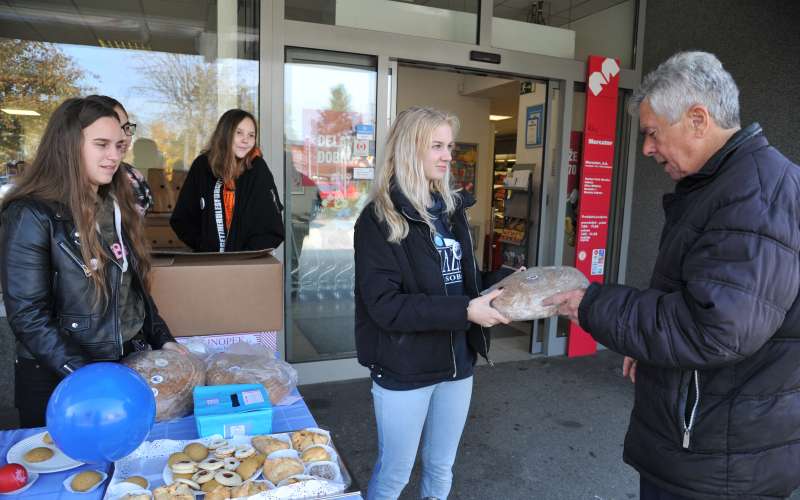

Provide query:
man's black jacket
left=580, top=125, right=800, bottom=499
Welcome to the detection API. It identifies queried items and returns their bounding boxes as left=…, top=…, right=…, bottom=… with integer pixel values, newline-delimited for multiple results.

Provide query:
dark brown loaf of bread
left=123, top=350, right=205, bottom=421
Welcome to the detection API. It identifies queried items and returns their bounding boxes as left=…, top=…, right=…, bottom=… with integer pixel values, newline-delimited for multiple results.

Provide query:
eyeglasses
left=121, top=122, right=137, bottom=137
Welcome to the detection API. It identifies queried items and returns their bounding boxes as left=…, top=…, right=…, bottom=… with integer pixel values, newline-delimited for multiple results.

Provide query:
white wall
left=568, top=0, right=635, bottom=68
left=396, top=66, right=493, bottom=264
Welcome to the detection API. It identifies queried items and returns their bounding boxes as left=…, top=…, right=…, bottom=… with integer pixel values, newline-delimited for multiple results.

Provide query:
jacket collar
left=389, top=180, right=475, bottom=222
left=675, top=123, right=763, bottom=194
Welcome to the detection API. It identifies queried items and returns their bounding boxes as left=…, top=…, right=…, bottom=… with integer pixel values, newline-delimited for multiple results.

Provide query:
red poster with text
left=567, top=55, right=620, bottom=357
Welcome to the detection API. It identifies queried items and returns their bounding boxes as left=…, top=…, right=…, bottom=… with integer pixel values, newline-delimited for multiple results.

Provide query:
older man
left=547, top=51, right=800, bottom=499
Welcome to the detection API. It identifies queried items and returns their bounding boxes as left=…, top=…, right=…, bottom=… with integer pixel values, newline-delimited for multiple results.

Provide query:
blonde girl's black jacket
left=0, top=198, right=175, bottom=377
left=354, top=187, right=509, bottom=384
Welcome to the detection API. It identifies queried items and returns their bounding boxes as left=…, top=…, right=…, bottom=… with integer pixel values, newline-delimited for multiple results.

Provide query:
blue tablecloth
left=0, top=391, right=316, bottom=499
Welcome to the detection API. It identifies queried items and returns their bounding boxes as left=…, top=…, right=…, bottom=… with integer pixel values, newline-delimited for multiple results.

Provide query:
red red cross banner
left=567, top=55, right=620, bottom=357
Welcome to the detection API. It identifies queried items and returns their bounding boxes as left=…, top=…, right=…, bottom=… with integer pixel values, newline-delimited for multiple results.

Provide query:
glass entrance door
left=284, top=48, right=378, bottom=363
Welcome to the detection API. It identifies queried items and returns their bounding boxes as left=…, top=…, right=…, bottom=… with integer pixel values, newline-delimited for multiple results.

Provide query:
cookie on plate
left=24, top=447, right=54, bottom=463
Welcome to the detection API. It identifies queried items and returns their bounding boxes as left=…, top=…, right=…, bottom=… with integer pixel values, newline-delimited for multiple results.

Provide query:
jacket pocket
left=60, top=314, right=91, bottom=334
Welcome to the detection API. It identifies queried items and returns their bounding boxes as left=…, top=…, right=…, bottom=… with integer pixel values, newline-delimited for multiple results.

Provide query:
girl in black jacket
left=0, top=98, right=183, bottom=428
left=354, top=106, right=510, bottom=500
left=170, top=109, right=284, bottom=252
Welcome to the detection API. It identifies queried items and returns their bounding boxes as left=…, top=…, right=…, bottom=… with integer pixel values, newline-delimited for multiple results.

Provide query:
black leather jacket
left=0, top=198, right=175, bottom=377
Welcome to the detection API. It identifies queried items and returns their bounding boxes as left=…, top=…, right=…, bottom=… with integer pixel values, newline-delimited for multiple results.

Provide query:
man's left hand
left=542, top=288, right=586, bottom=324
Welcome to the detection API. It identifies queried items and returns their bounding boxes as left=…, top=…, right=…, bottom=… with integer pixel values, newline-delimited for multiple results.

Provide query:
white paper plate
left=0, top=472, right=39, bottom=496
left=63, top=470, right=108, bottom=494
left=6, top=432, right=83, bottom=473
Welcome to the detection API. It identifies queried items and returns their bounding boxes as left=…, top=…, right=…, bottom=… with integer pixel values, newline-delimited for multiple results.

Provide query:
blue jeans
left=367, top=376, right=473, bottom=500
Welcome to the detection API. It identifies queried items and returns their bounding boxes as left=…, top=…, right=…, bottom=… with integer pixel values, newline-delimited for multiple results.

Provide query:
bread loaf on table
left=486, top=266, right=589, bottom=321
left=206, top=351, right=297, bottom=404
left=123, top=350, right=205, bottom=421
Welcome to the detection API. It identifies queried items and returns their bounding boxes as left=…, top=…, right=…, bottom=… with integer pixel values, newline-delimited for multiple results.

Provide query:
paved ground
left=300, top=350, right=641, bottom=500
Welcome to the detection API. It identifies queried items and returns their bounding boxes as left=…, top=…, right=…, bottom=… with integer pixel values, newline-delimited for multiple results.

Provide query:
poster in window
left=525, top=104, right=544, bottom=148
left=451, top=142, right=477, bottom=194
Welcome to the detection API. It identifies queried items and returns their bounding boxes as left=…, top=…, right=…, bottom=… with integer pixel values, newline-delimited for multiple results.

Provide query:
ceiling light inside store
left=489, top=114, right=512, bottom=121
left=1, top=108, right=40, bottom=116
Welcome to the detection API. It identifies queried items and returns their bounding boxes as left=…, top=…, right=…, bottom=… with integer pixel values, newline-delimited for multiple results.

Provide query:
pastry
left=201, top=478, right=222, bottom=493
left=168, top=452, right=192, bottom=466
left=122, top=350, right=205, bottom=422
left=207, top=438, right=228, bottom=450
left=215, top=470, right=243, bottom=487
left=223, top=457, right=240, bottom=471
left=184, top=442, right=209, bottom=462
left=290, top=430, right=329, bottom=451
left=70, top=470, right=103, bottom=492
left=175, top=477, right=201, bottom=491
left=234, top=445, right=255, bottom=459
left=199, top=457, right=225, bottom=471
left=170, top=460, right=197, bottom=475
left=173, top=472, right=194, bottom=480
left=193, top=469, right=216, bottom=484
left=153, top=482, right=194, bottom=500
left=230, top=480, right=270, bottom=498
left=24, top=447, right=54, bottom=463
left=301, top=446, right=331, bottom=463
left=42, top=432, right=54, bottom=445
left=205, top=484, right=231, bottom=500
left=262, top=457, right=304, bottom=484
left=214, top=445, right=236, bottom=459
left=251, top=435, right=289, bottom=455
left=123, top=476, right=149, bottom=489
left=235, top=456, right=260, bottom=480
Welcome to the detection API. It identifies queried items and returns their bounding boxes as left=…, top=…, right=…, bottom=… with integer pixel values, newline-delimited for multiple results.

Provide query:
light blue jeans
left=366, top=376, right=473, bottom=500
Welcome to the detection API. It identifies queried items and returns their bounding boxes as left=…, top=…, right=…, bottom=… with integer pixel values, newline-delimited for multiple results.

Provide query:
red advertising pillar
left=567, top=55, right=620, bottom=357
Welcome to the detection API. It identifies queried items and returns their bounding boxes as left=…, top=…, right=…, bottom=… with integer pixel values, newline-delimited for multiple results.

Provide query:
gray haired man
left=546, top=51, right=800, bottom=499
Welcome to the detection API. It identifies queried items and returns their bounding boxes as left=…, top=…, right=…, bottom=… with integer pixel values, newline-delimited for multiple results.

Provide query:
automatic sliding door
left=284, top=48, right=377, bottom=363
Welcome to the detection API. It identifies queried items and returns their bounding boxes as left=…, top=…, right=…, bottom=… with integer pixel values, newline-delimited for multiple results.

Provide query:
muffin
left=252, top=435, right=289, bottom=455
left=184, top=442, right=209, bottom=462
left=24, top=447, right=54, bottom=463
left=262, top=457, right=304, bottom=484
left=71, top=470, right=104, bottom=492
left=290, top=430, right=328, bottom=451
left=123, top=476, right=149, bottom=489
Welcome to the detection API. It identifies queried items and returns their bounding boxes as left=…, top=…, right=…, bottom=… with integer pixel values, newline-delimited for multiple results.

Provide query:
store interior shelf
left=498, top=238, right=527, bottom=246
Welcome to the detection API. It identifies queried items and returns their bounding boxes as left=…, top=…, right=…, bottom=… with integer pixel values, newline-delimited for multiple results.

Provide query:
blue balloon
left=46, top=362, right=155, bottom=463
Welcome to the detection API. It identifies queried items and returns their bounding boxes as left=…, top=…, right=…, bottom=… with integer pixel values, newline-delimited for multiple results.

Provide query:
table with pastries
left=0, top=390, right=362, bottom=499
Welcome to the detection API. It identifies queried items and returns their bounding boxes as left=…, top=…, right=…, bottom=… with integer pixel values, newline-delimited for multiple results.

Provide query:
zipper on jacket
left=111, top=264, right=124, bottom=357
left=462, top=210, right=493, bottom=366
left=57, top=241, right=91, bottom=277
left=682, top=370, right=701, bottom=449
left=428, top=230, right=457, bottom=379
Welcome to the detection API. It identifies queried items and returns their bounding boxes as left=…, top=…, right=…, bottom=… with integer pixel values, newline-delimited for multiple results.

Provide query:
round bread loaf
left=122, top=350, right=205, bottom=422
left=487, top=266, right=589, bottom=321
left=206, top=353, right=294, bottom=404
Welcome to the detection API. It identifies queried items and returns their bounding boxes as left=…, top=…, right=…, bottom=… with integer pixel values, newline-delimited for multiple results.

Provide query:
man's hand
left=468, top=289, right=512, bottom=327
left=542, top=288, right=586, bottom=324
left=161, top=341, right=190, bottom=355
left=622, top=356, right=637, bottom=384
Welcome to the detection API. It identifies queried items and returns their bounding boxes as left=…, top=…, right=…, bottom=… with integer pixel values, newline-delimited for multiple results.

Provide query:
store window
left=285, top=0, right=479, bottom=44
left=284, top=48, right=378, bottom=363
left=0, top=1, right=260, bottom=247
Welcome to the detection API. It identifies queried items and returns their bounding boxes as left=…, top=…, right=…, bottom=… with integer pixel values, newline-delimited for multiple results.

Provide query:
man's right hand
left=622, top=356, right=637, bottom=384
left=468, top=289, right=511, bottom=327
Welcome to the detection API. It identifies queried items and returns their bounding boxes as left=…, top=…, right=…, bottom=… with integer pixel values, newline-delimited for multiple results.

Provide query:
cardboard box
left=144, top=213, right=185, bottom=249
left=194, top=384, right=273, bottom=438
left=148, top=168, right=187, bottom=213
left=150, top=251, right=283, bottom=336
